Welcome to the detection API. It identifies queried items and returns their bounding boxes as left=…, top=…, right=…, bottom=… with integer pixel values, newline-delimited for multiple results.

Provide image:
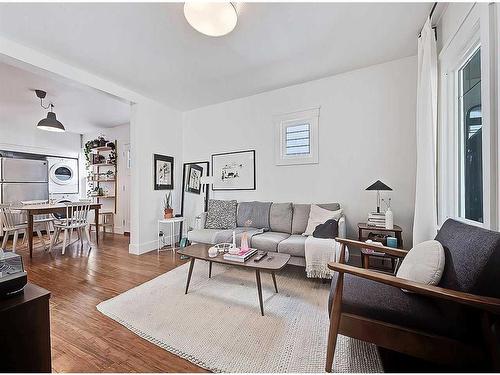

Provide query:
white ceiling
left=0, top=61, right=130, bottom=134
left=0, top=3, right=431, bottom=111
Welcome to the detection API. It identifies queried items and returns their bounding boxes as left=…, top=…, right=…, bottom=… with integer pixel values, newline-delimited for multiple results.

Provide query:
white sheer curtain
left=413, top=18, right=438, bottom=245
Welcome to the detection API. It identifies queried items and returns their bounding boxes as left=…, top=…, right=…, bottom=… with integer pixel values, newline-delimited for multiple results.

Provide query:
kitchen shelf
left=89, top=179, right=116, bottom=182
left=91, top=146, right=113, bottom=152
left=91, top=163, right=116, bottom=167
left=91, top=195, right=116, bottom=199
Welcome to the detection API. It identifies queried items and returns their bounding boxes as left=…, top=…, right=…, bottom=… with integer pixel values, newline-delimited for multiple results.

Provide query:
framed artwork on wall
left=186, top=164, right=203, bottom=194
left=154, top=154, right=174, bottom=190
left=211, top=150, right=256, bottom=191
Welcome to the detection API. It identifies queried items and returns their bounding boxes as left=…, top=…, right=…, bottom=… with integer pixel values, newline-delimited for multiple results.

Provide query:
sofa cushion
left=251, top=232, right=290, bottom=252
left=312, top=219, right=339, bottom=239
left=270, top=202, right=293, bottom=233
left=291, top=203, right=341, bottom=234
left=236, top=201, right=272, bottom=229
left=187, top=229, right=223, bottom=244
left=278, top=234, right=306, bottom=257
left=303, top=205, right=343, bottom=236
left=205, top=199, right=237, bottom=229
left=328, top=273, right=474, bottom=340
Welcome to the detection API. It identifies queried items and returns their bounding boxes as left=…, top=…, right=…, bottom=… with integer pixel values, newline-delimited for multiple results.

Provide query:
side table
left=158, top=217, right=184, bottom=257
left=358, top=222, right=403, bottom=272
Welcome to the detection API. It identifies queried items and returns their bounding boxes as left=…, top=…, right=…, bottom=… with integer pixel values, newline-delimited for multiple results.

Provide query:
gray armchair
left=325, top=219, right=500, bottom=371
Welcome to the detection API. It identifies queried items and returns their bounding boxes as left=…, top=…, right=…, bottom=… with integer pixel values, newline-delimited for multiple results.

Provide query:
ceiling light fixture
left=184, top=2, right=238, bottom=37
left=34, top=89, right=65, bottom=132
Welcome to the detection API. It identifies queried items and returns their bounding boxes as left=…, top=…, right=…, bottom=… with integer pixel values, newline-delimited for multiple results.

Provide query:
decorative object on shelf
left=163, top=192, right=173, bottom=219
left=387, top=236, right=398, bottom=248
left=211, top=150, right=255, bottom=191
left=365, top=180, right=392, bottom=213
left=154, top=154, right=174, bottom=190
left=186, top=164, right=203, bottom=194
left=184, top=2, right=238, bottom=37
left=34, top=89, right=65, bottom=132
left=384, top=198, right=394, bottom=229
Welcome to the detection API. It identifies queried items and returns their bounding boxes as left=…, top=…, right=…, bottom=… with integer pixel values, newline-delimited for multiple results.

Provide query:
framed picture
left=154, top=154, right=174, bottom=190
left=186, top=164, right=203, bottom=194
left=211, top=150, right=255, bottom=191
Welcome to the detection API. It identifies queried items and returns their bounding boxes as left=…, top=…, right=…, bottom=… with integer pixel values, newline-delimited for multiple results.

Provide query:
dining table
left=12, top=202, right=101, bottom=258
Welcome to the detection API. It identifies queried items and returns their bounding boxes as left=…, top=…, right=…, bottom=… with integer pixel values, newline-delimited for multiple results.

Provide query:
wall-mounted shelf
left=90, top=179, right=116, bottom=182
left=91, top=163, right=116, bottom=167
left=91, top=195, right=116, bottom=199
left=91, top=146, right=113, bottom=152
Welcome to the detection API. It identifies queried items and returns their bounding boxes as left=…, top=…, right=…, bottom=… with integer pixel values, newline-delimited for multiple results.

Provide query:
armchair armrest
left=335, top=237, right=408, bottom=258
left=328, top=262, right=500, bottom=315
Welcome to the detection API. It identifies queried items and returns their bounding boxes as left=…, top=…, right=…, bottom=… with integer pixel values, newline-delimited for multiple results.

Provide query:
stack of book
left=223, top=248, right=258, bottom=263
left=367, top=212, right=386, bottom=228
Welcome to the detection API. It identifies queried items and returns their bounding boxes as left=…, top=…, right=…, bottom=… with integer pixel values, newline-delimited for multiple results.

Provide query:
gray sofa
left=188, top=201, right=346, bottom=266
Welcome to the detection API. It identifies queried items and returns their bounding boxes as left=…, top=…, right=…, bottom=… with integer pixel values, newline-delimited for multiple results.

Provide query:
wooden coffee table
left=177, top=244, right=291, bottom=316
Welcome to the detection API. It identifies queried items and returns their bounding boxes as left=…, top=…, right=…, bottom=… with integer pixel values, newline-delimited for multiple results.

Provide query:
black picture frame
left=153, top=154, right=174, bottom=190
left=211, top=149, right=256, bottom=191
left=186, top=164, right=203, bottom=194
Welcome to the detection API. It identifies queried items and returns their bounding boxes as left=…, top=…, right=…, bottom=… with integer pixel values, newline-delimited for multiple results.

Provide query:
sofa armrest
left=337, top=215, right=346, bottom=238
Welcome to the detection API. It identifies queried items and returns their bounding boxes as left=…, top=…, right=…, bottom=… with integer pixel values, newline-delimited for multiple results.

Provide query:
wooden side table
left=358, top=223, right=403, bottom=272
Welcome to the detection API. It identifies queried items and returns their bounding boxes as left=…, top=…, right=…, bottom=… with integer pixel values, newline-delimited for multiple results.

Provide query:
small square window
left=274, top=108, right=319, bottom=165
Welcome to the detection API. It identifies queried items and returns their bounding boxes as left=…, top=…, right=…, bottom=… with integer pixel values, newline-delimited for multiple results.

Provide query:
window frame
left=274, top=107, right=319, bottom=166
left=438, top=4, right=497, bottom=229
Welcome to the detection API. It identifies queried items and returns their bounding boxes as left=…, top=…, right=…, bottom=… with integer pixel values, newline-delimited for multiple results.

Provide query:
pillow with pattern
left=205, top=199, right=238, bottom=229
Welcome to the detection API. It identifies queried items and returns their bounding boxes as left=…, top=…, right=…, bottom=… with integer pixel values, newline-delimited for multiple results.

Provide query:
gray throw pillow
left=205, top=199, right=237, bottom=229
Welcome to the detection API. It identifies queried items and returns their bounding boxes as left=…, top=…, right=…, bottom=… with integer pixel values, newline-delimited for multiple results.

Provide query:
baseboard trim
left=129, top=234, right=180, bottom=255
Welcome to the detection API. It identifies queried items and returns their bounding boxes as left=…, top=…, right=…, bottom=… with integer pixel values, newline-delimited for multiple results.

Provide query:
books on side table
left=223, top=248, right=258, bottom=263
left=367, top=212, right=386, bottom=228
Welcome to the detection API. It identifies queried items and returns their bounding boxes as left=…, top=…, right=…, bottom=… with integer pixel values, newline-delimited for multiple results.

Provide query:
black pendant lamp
left=35, top=89, right=65, bottom=132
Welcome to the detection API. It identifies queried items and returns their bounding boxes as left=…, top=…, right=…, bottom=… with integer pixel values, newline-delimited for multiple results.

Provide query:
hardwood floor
left=14, top=233, right=207, bottom=373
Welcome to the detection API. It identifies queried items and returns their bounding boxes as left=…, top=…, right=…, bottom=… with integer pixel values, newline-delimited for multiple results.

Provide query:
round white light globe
left=184, top=2, right=238, bottom=37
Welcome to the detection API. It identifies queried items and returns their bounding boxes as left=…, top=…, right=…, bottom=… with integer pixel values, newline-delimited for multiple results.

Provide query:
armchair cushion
left=396, top=240, right=445, bottom=287
left=436, top=219, right=500, bottom=298
left=329, top=273, right=474, bottom=341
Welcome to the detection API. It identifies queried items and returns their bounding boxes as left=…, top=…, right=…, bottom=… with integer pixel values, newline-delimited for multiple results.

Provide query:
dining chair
left=0, top=204, right=47, bottom=252
left=49, top=202, right=92, bottom=254
left=20, top=200, right=54, bottom=248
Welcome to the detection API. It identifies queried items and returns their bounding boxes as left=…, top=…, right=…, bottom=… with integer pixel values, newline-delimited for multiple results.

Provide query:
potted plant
left=163, top=192, right=173, bottom=219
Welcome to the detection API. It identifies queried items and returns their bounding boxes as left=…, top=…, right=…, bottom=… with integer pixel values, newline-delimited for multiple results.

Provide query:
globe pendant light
left=184, top=2, right=238, bottom=37
left=35, top=89, right=65, bottom=132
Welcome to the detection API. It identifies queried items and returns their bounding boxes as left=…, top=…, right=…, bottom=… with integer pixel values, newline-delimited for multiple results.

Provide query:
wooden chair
left=49, top=202, right=92, bottom=255
left=0, top=204, right=47, bottom=252
left=20, top=200, right=54, bottom=247
left=325, top=219, right=500, bottom=372
left=89, top=211, right=114, bottom=236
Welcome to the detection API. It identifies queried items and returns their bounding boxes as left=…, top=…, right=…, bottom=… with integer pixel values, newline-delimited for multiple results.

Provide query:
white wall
left=82, top=123, right=130, bottom=234
left=183, top=56, right=417, bottom=246
left=129, top=100, right=183, bottom=254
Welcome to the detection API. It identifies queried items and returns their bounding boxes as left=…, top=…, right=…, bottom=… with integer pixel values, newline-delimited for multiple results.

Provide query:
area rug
left=97, top=262, right=383, bottom=373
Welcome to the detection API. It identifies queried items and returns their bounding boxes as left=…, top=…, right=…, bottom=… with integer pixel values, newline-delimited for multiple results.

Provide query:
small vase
left=385, top=207, right=394, bottom=229
left=240, top=232, right=249, bottom=252
left=164, top=208, right=173, bottom=219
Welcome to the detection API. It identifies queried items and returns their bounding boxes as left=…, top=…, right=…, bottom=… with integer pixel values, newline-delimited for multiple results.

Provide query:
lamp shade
left=37, top=111, right=65, bottom=132
left=366, top=180, right=392, bottom=191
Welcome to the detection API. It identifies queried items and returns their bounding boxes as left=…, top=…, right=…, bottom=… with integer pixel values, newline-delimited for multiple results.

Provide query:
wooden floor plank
left=12, top=233, right=207, bottom=373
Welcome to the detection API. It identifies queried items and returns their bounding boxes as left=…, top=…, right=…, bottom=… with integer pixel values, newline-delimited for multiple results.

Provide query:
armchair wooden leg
left=482, top=312, right=500, bottom=370
left=325, top=271, right=344, bottom=372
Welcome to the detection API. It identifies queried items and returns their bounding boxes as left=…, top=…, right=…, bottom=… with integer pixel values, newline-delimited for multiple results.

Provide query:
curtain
left=413, top=18, right=438, bottom=245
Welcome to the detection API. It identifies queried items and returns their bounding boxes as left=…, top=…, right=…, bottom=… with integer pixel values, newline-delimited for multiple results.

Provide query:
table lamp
left=366, top=180, right=392, bottom=213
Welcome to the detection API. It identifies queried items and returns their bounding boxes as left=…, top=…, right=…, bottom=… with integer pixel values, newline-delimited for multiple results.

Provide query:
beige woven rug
left=97, top=262, right=383, bottom=373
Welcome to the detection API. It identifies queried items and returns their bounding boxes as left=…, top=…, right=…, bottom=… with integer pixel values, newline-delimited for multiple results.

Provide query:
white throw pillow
left=302, top=204, right=343, bottom=236
left=396, top=240, right=445, bottom=287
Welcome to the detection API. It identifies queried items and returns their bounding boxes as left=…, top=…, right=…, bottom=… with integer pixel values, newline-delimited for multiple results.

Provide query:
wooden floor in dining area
left=17, top=233, right=208, bottom=373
